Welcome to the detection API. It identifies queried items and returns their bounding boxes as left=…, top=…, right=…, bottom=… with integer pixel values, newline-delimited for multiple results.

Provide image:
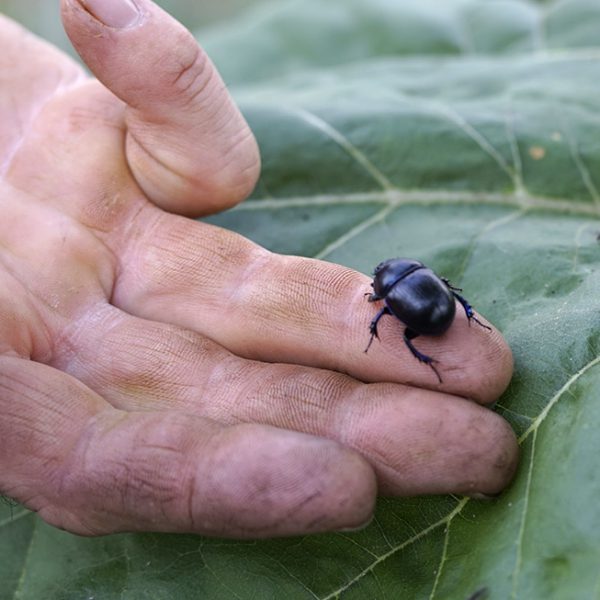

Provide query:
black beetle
left=365, top=258, right=490, bottom=382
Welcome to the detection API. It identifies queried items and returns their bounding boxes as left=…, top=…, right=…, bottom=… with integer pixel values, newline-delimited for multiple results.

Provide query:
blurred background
left=0, top=0, right=265, bottom=53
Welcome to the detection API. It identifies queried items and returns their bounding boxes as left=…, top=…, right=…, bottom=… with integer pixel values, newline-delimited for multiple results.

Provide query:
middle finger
left=56, top=303, right=518, bottom=497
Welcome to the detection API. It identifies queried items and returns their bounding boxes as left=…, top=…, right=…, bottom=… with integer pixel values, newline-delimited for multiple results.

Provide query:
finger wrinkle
left=193, top=424, right=346, bottom=536
left=331, top=385, right=505, bottom=495
left=201, top=355, right=259, bottom=422
left=172, top=51, right=216, bottom=113
left=63, top=83, right=125, bottom=134
left=247, top=366, right=350, bottom=435
left=0, top=271, right=49, bottom=360
left=217, top=250, right=297, bottom=343
left=65, top=313, right=217, bottom=409
left=209, top=127, right=261, bottom=200
left=129, top=216, right=262, bottom=305
left=55, top=410, right=209, bottom=532
left=0, top=197, right=116, bottom=325
left=223, top=256, right=346, bottom=350
left=163, top=32, right=207, bottom=94
left=0, top=365, right=90, bottom=430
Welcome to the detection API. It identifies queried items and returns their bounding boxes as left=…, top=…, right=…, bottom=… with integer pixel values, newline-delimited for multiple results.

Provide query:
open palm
left=0, top=0, right=517, bottom=538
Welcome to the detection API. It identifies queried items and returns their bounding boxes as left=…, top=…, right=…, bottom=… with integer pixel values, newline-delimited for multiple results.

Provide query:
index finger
left=111, top=209, right=513, bottom=404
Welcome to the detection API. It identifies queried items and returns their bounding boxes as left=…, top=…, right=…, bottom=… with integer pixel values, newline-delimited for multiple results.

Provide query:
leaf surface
left=4, top=1, right=600, bottom=598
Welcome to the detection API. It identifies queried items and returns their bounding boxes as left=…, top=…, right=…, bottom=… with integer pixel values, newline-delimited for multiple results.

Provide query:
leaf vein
left=563, top=124, right=600, bottom=210
left=0, top=507, right=30, bottom=529
left=320, top=355, right=600, bottom=599
left=429, top=524, right=451, bottom=600
left=495, top=403, right=534, bottom=423
left=319, top=498, right=468, bottom=600
left=427, top=102, right=516, bottom=186
left=314, top=204, right=394, bottom=260
left=572, top=222, right=593, bottom=272
left=510, top=429, right=537, bottom=599
left=504, top=104, right=526, bottom=198
left=12, top=516, right=38, bottom=600
left=518, top=355, right=600, bottom=444
left=239, top=189, right=600, bottom=217
left=455, top=208, right=528, bottom=284
left=285, top=107, right=394, bottom=191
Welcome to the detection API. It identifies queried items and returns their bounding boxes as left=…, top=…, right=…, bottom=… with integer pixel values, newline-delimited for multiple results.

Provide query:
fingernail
left=78, top=0, right=141, bottom=29
left=335, top=514, right=374, bottom=533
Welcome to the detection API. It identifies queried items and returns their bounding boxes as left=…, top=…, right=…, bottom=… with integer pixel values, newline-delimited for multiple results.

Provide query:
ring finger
left=55, top=303, right=519, bottom=498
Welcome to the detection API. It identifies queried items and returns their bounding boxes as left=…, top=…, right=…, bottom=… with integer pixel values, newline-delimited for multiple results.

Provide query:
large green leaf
left=4, top=0, right=600, bottom=598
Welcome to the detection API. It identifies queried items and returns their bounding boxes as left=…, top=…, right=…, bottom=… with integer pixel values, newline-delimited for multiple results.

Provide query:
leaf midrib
left=238, top=189, right=600, bottom=217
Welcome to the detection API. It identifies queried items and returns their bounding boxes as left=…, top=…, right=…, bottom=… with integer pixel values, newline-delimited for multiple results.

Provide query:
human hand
left=0, top=0, right=518, bottom=538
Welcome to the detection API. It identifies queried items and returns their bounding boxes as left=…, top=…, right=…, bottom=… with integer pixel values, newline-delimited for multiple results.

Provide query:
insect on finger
left=365, top=258, right=490, bottom=383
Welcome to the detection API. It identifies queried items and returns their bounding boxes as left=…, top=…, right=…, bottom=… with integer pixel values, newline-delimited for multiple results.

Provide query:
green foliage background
left=0, top=0, right=265, bottom=53
left=2, top=0, right=600, bottom=598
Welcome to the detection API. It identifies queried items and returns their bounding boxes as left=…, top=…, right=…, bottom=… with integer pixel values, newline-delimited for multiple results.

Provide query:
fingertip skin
left=475, top=326, right=514, bottom=406
left=327, top=445, right=378, bottom=532
left=340, top=385, right=520, bottom=499
left=477, top=410, right=520, bottom=496
left=193, top=424, right=378, bottom=537
left=450, top=404, right=520, bottom=498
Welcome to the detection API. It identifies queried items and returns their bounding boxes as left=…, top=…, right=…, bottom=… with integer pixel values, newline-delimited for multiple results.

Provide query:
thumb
left=61, top=0, right=260, bottom=216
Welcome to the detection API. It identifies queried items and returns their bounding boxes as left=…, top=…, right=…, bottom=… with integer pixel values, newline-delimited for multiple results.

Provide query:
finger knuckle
left=53, top=412, right=199, bottom=533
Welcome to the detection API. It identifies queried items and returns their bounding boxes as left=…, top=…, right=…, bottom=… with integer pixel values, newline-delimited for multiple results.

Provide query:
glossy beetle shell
left=384, top=267, right=455, bottom=335
left=367, top=257, right=490, bottom=382
left=371, top=258, right=424, bottom=297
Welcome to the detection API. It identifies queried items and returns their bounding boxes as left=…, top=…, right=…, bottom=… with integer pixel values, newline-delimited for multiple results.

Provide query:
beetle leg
left=441, top=277, right=462, bottom=292
left=451, top=291, right=492, bottom=331
left=364, top=306, right=390, bottom=353
left=403, top=328, right=443, bottom=383
left=366, top=292, right=383, bottom=302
